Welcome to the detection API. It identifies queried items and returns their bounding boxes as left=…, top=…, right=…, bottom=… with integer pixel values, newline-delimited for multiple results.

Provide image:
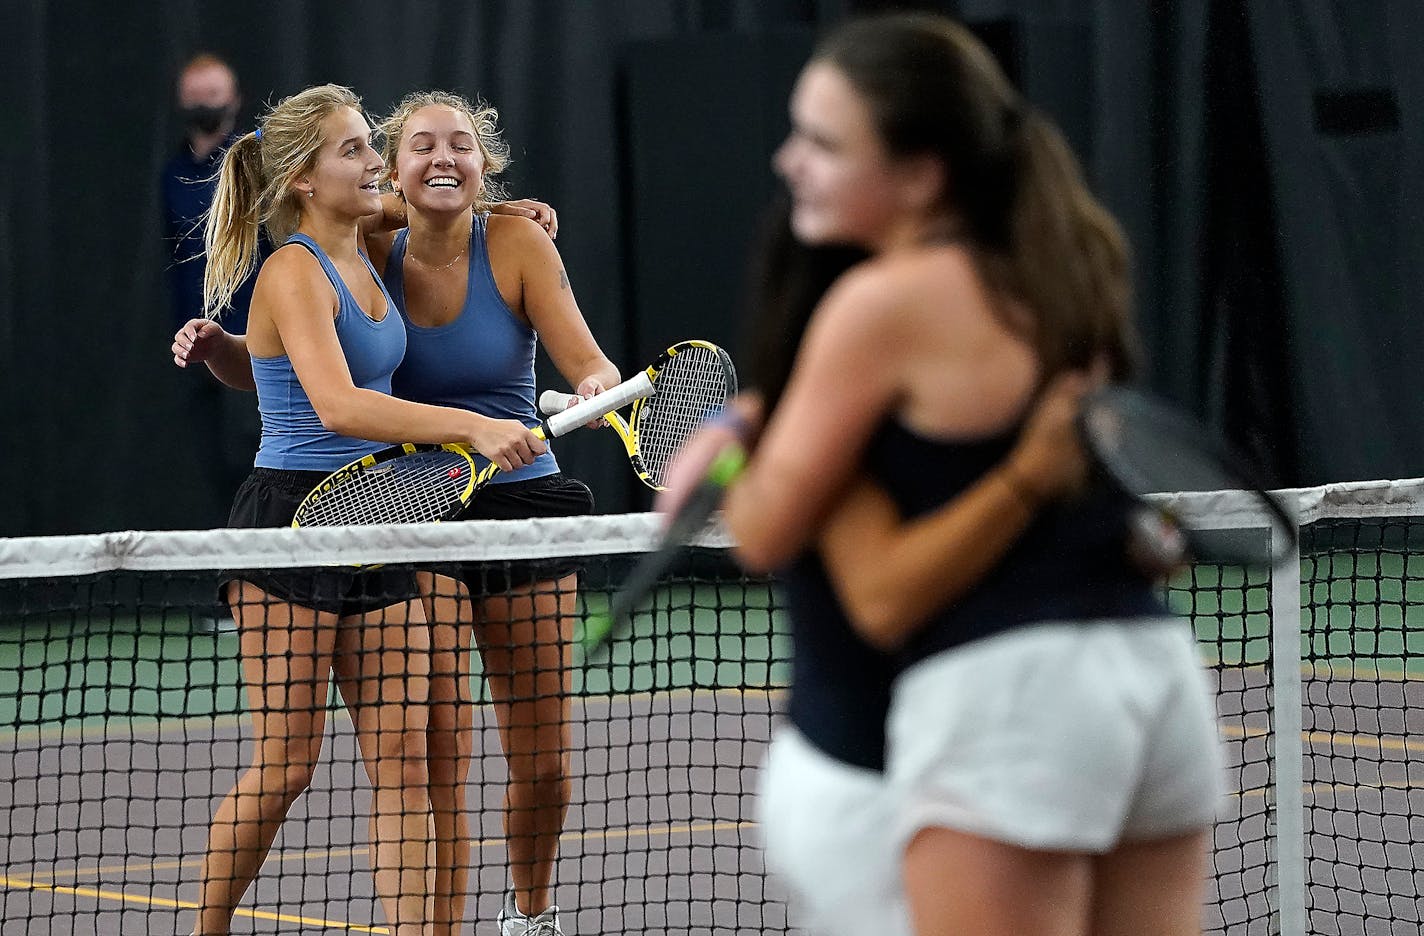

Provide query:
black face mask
left=180, top=103, right=235, bottom=136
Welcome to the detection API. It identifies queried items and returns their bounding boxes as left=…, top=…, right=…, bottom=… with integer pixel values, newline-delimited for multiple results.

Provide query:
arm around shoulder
left=494, top=215, right=619, bottom=393
left=818, top=470, right=1039, bottom=650
left=817, top=369, right=1100, bottom=648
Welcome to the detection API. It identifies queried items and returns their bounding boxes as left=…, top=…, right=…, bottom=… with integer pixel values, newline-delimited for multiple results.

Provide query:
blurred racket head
left=1079, top=385, right=1296, bottom=564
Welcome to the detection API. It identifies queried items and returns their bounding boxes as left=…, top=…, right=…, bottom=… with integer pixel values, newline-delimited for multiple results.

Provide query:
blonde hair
left=378, top=89, right=510, bottom=213
left=202, top=83, right=363, bottom=317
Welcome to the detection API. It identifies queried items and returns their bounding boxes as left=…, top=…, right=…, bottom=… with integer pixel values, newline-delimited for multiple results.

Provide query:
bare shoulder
left=485, top=212, right=553, bottom=252
left=811, top=247, right=978, bottom=335
left=879, top=247, right=1006, bottom=331
left=486, top=213, right=561, bottom=289
left=794, top=261, right=905, bottom=366
left=810, top=259, right=899, bottom=327
left=252, top=243, right=331, bottom=306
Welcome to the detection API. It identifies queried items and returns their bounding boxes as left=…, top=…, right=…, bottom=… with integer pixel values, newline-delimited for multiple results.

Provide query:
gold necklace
left=408, top=245, right=466, bottom=272
left=407, top=222, right=472, bottom=272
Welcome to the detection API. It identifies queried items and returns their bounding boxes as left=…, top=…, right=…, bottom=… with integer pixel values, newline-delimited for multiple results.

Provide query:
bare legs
left=1089, top=830, right=1213, bottom=936
left=421, top=571, right=577, bottom=933
left=476, top=575, right=576, bottom=918
left=333, top=604, right=437, bottom=934
left=900, top=825, right=1211, bottom=936
left=193, top=584, right=337, bottom=936
left=423, top=574, right=477, bottom=936
left=194, top=582, right=435, bottom=936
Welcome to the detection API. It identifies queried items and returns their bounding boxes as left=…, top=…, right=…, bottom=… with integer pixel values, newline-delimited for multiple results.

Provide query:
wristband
left=706, top=404, right=757, bottom=443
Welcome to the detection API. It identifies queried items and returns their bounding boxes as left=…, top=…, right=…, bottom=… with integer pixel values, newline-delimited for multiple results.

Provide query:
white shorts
left=887, top=618, right=1224, bottom=854
left=757, top=726, right=912, bottom=936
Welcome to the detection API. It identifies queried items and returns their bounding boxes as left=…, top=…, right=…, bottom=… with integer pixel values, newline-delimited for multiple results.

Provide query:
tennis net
left=0, top=477, right=1421, bottom=934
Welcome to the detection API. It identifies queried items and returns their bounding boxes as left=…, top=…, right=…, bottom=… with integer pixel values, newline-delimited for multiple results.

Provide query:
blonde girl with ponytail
left=190, top=83, right=545, bottom=936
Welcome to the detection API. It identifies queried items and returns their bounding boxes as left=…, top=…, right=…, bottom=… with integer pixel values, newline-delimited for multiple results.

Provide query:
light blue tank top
left=384, top=214, right=558, bottom=482
left=252, top=234, right=407, bottom=470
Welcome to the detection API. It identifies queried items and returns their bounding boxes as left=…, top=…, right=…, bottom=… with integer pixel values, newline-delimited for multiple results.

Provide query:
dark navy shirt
left=783, top=555, right=897, bottom=772
left=160, top=135, right=253, bottom=332
left=781, top=416, right=1165, bottom=774
left=865, top=420, right=1166, bottom=668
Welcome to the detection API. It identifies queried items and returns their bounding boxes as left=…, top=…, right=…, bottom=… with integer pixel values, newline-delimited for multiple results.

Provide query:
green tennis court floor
left=5, top=561, right=1424, bottom=732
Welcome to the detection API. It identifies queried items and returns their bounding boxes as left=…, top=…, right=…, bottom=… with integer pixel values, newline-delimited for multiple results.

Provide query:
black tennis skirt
left=222, top=466, right=421, bottom=616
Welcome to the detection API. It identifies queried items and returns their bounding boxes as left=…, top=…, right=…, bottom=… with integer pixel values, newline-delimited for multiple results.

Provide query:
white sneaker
left=496, top=890, right=564, bottom=936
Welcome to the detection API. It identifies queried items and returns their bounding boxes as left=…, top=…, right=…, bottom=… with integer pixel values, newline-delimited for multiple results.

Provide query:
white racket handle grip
left=543, top=371, right=653, bottom=437
left=538, top=389, right=579, bottom=415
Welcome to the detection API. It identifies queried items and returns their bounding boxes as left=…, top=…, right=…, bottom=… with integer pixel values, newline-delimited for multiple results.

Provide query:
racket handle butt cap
left=538, top=389, right=578, bottom=415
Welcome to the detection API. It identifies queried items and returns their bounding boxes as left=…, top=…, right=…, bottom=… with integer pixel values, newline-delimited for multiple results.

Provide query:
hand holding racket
left=580, top=437, right=748, bottom=653
left=537, top=339, right=738, bottom=491
left=291, top=373, right=655, bottom=527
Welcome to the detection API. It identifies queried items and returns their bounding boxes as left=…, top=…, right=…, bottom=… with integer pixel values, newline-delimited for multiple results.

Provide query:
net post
left=1269, top=494, right=1306, bottom=936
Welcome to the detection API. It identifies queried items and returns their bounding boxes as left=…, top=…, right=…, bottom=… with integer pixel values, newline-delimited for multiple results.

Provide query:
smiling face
left=774, top=62, right=923, bottom=250
left=391, top=104, right=486, bottom=217
left=298, top=105, right=384, bottom=219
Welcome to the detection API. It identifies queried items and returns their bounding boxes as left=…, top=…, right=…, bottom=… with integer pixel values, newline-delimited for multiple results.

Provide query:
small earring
left=307, top=191, right=314, bottom=198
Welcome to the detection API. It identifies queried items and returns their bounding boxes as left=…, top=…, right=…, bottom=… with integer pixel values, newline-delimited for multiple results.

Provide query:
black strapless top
left=781, top=418, right=1165, bottom=772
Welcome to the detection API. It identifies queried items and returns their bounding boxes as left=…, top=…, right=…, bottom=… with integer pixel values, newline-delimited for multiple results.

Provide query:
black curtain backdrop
left=3, top=0, right=1421, bottom=535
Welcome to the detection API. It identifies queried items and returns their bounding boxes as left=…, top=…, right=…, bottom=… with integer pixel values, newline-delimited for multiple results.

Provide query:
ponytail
left=990, top=111, right=1138, bottom=381
left=203, top=131, right=264, bottom=318
left=199, top=84, right=365, bottom=319
left=814, top=13, right=1140, bottom=384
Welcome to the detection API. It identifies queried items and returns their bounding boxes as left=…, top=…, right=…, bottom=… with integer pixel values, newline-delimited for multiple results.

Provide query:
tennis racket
left=291, top=372, right=654, bottom=527
left=580, top=441, right=747, bottom=653
left=1078, top=385, right=1297, bottom=564
left=537, top=339, right=738, bottom=491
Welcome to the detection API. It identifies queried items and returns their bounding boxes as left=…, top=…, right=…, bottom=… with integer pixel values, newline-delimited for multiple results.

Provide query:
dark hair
left=739, top=197, right=867, bottom=410
left=813, top=13, right=1139, bottom=380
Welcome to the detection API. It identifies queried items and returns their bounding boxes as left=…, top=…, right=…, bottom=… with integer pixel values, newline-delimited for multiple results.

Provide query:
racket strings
left=1082, top=387, right=1295, bottom=563
left=297, top=450, right=472, bottom=526
left=1097, top=398, right=1251, bottom=494
left=636, top=348, right=735, bottom=486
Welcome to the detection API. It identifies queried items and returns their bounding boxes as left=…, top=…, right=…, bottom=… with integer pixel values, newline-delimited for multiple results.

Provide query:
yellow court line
left=1303, top=730, right=1424, bottom=755
left=6, top=685, right=786, bottom=745
left=0, top=876, right=388, bottom=933
left=17, top=818, right=756, bottom=884
left=1230, top=778, right=1417, bottom=802
left=1220, top=723, right=1424, bottom=755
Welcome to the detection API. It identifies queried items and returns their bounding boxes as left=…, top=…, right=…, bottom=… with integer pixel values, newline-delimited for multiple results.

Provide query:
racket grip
left=538, top=389, right=579, bottom=416
left=545, top=371, right=654, bottom=436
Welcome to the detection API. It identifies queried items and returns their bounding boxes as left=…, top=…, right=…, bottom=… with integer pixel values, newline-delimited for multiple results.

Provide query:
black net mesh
left=1, top=487, right=1419, bottom=934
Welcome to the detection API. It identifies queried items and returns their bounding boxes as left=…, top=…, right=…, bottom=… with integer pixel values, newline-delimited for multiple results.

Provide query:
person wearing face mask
left=162, top=53, right=247, bottom=333
left=160, top=53, right=262, bottom=536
